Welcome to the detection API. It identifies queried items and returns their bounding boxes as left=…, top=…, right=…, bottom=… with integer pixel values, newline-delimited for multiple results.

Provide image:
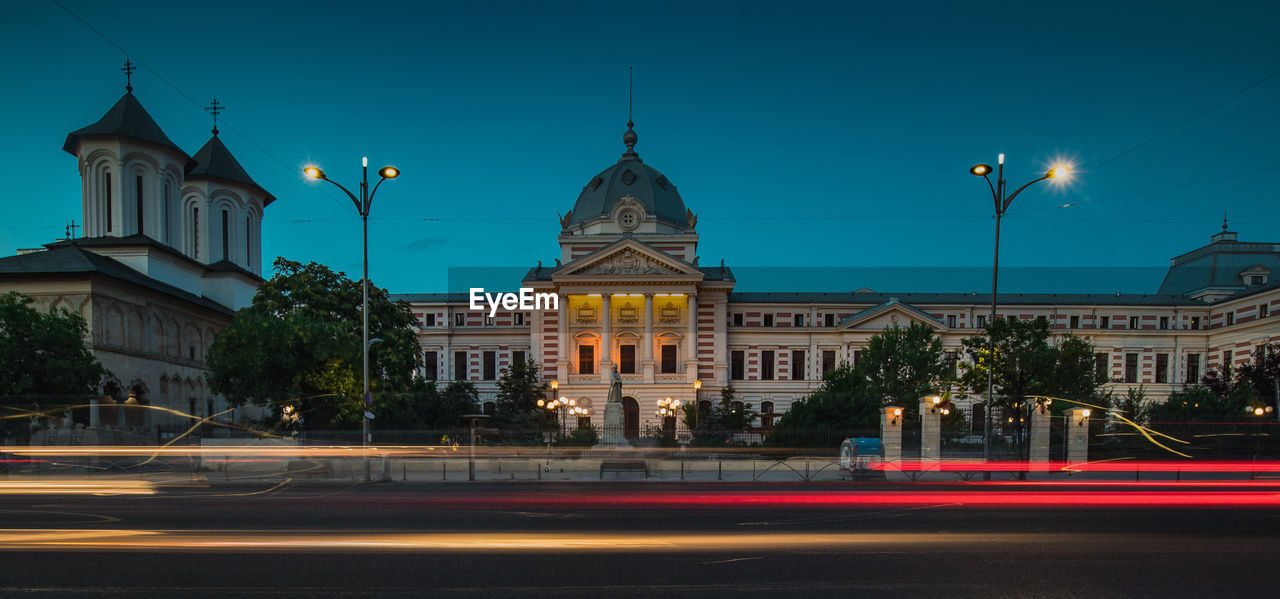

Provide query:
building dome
left=567, top=123, right=690, bottom=230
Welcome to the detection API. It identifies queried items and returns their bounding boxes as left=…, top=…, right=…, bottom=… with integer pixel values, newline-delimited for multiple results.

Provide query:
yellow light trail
left=0, top=480, right=155, bottom=495
left=0, top=530, right=1103, bottom=552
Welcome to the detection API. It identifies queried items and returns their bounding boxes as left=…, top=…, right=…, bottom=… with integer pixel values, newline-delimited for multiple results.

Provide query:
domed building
left=0, top=75, right=273, bottom=442
left=397, top=118, right=1280, bottom=442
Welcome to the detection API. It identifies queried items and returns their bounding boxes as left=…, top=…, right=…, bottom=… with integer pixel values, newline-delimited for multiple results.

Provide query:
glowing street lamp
left=969, top=153, right=1072, bottom=477
left=303, top=157, right=400, bottom=483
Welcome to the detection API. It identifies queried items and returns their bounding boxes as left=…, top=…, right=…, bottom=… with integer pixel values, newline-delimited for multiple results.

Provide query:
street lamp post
left=969, top=155, right=1068, bottom=479
left=304, top=158, right=400, bottom=482
left=656, top=396, right=681, bottom=442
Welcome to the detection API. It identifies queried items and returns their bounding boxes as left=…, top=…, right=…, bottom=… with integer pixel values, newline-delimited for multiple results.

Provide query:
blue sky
left=2, top=0, right=1278, bottom=294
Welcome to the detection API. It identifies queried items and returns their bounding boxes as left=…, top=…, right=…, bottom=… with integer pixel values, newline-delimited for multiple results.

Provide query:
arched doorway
left=622, top=396, right=640, bottom=440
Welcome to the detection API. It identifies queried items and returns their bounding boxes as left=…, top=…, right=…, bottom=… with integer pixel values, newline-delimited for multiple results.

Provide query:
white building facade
left=396, top=123, right=1280, bottom=439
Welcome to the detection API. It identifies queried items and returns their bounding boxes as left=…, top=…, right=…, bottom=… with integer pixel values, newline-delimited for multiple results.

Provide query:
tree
left=860, top=322, right=947, bottom=423
left=766, top=364, right=880, bottom=447
left=0, top=292, right=107, bottom=399
left=207, top=258, right=421, bottom=429
left=1113, top=385, right=1153, bottom=426
left=960, top=318, right=1101, bottom=457
left=0, top=292, right=107, bottom=441
left=691, top=386, right=757, bottom=445
left=492, top=358, right=549, bottom=435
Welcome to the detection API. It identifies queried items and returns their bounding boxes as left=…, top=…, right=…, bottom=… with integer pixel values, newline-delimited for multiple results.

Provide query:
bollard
left=718, top=460, right=722, bottom=481
left=805, top=459, right=810, bottom=482
left=442, top=462, right=447, bottom=481
left=402, top=464, right=406, bottom=481
left=681, top=461, right=684, bottom=480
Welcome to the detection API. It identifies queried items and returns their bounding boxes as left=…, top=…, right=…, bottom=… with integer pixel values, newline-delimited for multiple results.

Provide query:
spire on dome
left=620, top=67, right=640, bottom=161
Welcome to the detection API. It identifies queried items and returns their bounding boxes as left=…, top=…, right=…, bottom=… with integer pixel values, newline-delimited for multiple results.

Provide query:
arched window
left=221, top=209, right=229, bottom=261
left=105, top=172, right=113, bottom=233
left=136, top=174, right=145, bottom=236
left=192, top=207, right=200, bottom=259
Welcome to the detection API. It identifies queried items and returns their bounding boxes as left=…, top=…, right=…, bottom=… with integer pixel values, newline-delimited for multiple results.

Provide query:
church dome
left=567, top=123, right=690, bottom=230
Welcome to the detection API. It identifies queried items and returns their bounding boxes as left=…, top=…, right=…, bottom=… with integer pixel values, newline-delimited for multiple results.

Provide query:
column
left=1029, top=400, right=1051, bottom=468
left=642, top=293, right=655, bottom=383
left=556, top=292, right=568, bottom=381
left=599, top=293, right=611, bottom=384
left=919, top=400, right=941, bottom=464
left=713, top=295, right=728, bottom=386
left=880, top=407, right=903, bottom=466
left=1067, top=408, right=1091, bottom=465
left=685, top=291, right=698, bottom=383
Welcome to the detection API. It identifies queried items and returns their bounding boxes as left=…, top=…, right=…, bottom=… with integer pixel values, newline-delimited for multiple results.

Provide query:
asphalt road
left=3, top=481, right=1280, bottom=598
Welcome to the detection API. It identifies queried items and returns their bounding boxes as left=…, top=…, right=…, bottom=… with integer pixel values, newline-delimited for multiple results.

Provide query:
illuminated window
left=620, top=345, right=635, bottom=374
left=660, top=345, right=677, bottom=373
left=579, top=345, right=595, bottom=375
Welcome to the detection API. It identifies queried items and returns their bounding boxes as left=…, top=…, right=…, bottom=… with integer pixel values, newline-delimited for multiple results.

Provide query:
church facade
left=0, top=83, right=272, bottom=441
left=395, top=122, right=1280, bottom=439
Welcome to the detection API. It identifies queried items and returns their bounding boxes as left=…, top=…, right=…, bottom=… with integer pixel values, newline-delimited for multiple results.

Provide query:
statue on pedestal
left=601, top=362, right=628, bottom=446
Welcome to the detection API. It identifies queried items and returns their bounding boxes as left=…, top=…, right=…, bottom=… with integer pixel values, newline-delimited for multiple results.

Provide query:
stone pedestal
left=919, top=400, right=940, bottom=463
left=1067, top=408, right=1091, bottom=465
left=880, top=407, right=904, bottom=464
left=1029, top=403, right=1051, bottom=468
left=601, top=395, right=627, bottom=446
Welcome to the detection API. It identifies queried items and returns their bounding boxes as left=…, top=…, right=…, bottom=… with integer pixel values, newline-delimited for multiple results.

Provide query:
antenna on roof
left=121, top=59, right=136, bottom=92
left=205, top=99, right=224, bottom=136
left=628, top=65, right=633, bottom=125
left=1222, top=210, right=1229, bottom=232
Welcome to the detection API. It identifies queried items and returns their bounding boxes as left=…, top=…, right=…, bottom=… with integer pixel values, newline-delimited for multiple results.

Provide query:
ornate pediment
left=560, top=243, right=699, bottom=278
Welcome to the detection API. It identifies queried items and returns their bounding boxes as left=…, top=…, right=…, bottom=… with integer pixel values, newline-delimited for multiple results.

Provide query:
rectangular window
left=1007, top=315, right=1017, bottom=324
left=424, top=352, right=438, bottom=380
left=453, top=351, right=467, bottom=381
left=1100, top=316, right=1110, bottom=329
left=136, top=175, right=144, bottom=236
left=1159, top=316, right=1169, bottom=330
left=512, top=350, right=525, bottom=368
left=105, top=172, right=113, bottom=232
left=482, top=351, right=496, bottom=380
left=1191, top=316, right=1201, bottom=329
left=1186, top=354, right=1200, bottom=384
left=822, top=350, right=836, bottom=375
left=660, top=344, right=677, bottom=373
left=1070, top=315, right=1079, bottom=329
left=163, top=183, right=170, bottom=242
left=761, top=350, right=775, bottom=380
left=1156, top=354, right=1169, bottom=384
left=579, top=345, right=595, bottom=375
left=853, top=350, right=862, bottom=367
left=1095, top=352, right=1108, bottom=383
left=824, top=313, right=834, bottom=327
left=794, top=314, right=805, bottom=327
left=1223, top=350, right=1233, bottom=375
left=1129, top=316, right=1139, bottom=329
left=619, top=345, right=636, bottom=374
left=454, top=313, right=465, bottom=326
left=1124, top=353, right=1138, bottom=383
left=1226, top=312, right=1235, bottom=326
left=791, top=350, right=805, bottom=380
left=732, top=313, right=743, bottom=326
left=1251, top=275, right=1264, bottom=286
left=425, top=313, right=436, bottom=327
left=513, top=313, right=525, bottom=326
left=763, top=314, right=774, bottom=327
left=221, top=209, right=229, bottom=261
left=1261, top=304, right=1270, bottom=319
left=944, top=351, right=958, bottom=377
left=731, top=350, right=745, bottom=380
left=947, top=315, right=956, bottom=328
left=976, top=315, right=987, bottom=328
left=483, top=314, right=494, bottom=326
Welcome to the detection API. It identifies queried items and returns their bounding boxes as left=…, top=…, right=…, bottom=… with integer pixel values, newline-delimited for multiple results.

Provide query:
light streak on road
left=0, top=529, right=1224, bottom=552
left=0, top=479, right=156, bottom=495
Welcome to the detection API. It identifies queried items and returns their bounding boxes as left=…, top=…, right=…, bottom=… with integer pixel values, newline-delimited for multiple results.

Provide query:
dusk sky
left=2, top=0, right=1277, bottom=294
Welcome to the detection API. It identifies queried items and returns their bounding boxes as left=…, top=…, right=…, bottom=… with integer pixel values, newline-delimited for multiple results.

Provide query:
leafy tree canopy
left=207, top=258, right=421, bottom=429
left=0, top=291, right=106, bottom=399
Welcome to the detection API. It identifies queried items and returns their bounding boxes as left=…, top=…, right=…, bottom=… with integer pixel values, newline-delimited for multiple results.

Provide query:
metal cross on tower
left=121, top=59, right=136, bottom=92
left=205, top=99, right=224, bottom=135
